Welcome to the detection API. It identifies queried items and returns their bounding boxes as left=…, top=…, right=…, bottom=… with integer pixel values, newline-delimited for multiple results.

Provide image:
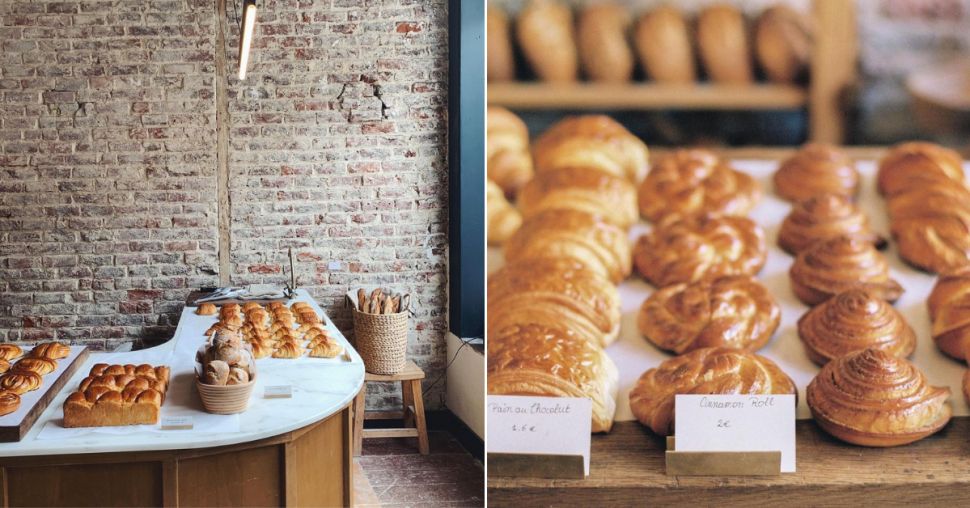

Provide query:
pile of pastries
left=63, top=363, right=170, bottom=427
left=198, top=301, right=343, bottom=359
left=198, top=329, right=256, bottom=386
left=0, top=342, right=72, bottom=417
left=488, top=1, right=809, bottom=85
left=486, top=106, right=970, bottom=447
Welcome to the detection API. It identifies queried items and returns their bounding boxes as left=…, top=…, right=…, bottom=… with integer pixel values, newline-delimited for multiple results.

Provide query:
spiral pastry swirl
left=637, top=276, right=780, bottom=354
left=773, top=143, right=859, bottom=203
left=789, top=236, right=904, bottom=306
left=518, top=166, right=638, bottom=228
left=638, top=149, right=762, bottom=222
left=634, top=214, right=767, bottom=288
left=807, top=348, right=951, bottom=447
left=629, top=347, right=796, bottom=436
left=778, top=194, right=885, bottom=255
left=0, top=390, right=20, bottom=417
left=798, top=289, right=915, bottom=365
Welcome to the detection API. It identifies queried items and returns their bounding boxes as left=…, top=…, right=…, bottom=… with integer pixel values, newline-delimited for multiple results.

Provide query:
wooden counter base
left=0, top=404, right=353, bottom=508
left=488, top=417, right=970, bottom=507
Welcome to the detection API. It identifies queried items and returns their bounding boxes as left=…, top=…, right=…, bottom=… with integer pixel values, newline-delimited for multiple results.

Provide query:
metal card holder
left=665, top=437, right=781, bottom=476
left=487, top=453, right=586, bottom=479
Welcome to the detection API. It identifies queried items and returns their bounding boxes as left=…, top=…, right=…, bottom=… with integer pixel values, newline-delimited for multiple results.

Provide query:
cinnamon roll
left=0, top=345, right=24, bottom=361
left=0, top=370, right=42, bottom=395
left=0, top=390, right=20, bottom=417
left=807, top=348, right=951, bottom=447
left=773, top=144, right=859, bottom=203
left=518, top=166, right=638, bottom=228
left=798, top=289, right=915, bottom=365
left=638, top=276, right=780, bottom=355
left=27, top=342, right=71, bottom=360
left=877, top=141, right=965, bottom=197
left=0, top=359, right=8, bottom=374
left=789, top=236, right=904, bottom=306
left=778, top=194, right=885, bottom=255
left=11, top=357, right=57, bottom=375
left=634, top=214, right=767, bottom=288
left=532, top=115, right=650, bottom=183
left=629, top=347, right=796, bottom=436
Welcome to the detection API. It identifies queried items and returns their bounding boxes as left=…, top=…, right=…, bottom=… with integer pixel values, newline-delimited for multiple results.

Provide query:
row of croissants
left=487, top=107, right=970, bottom=447
left=488, top=1, right=810, bottom=84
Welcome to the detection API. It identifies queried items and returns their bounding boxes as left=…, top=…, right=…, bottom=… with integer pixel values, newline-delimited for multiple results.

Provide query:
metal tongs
left=195, top=286, right=247, bottom=303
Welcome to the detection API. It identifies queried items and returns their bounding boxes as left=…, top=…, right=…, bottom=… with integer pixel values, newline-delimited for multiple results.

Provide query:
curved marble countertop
left=0, top=289, right=365, bottom=457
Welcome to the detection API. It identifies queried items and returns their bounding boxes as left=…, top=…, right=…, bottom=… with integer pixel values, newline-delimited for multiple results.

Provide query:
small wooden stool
left=352, top=360, right=429, bottom=456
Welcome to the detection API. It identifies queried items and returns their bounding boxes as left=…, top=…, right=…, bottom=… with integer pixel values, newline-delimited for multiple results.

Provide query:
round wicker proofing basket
left=353, top=300, right=410, bottom=375
left=196, top=375, right=256, bottom=414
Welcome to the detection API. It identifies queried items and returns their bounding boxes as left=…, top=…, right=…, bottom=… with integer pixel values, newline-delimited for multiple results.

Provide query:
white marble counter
left=0, top=289, right=364, bottom=457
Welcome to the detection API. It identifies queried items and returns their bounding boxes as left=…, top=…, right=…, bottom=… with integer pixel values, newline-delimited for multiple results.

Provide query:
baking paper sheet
left=488, top=159, right=970, bottom=420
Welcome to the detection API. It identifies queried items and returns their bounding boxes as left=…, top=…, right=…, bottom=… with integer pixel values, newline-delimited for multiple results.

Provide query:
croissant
left=0, top=344, right=24, bottom=361
left=518, top=167, right=638, bottom=228
left=27, top=342, right=71, bottom=360
left=11, top=357, right=57, bottom=375
left=250, top=341, right=274, bottom=359
left=196, top=302, right=218, bottom=315
left=807, top=348, right=950, bottom=447
left=516, top=0, right=579, bottom=82
left=577, top=3, right=634, bottom=83
left=0, top=391, right=20, bottom=417
left=505, top=210, right=632, bottom=284
left=778, top=194, right=885, bottom=255
left=798, top=289, right=916, bottom=365
left=532, top=115, right=649, bottom=183
left=488, top=323, right=618, bottom=433
left=633, top=6, right=696, bottom=83
left=629, top=347, right=796, bottom=436
left=0, top=371, right=42, bottom=395
left=773, top=144, right=859, bottom=203
left=242, top=302, right=263, bottom=312
left=789, top=236, right=904, bottom=306
left=754, top=5, right=810, bottom=84
left=638, top=276, right=780, bottom=355
left=488, top=258, right=622, bottom=348
left=487, top=180, right=523, bottom=246
left=638, top=149, right=762, bottom=222
left=634, top=214, right=767, bottom=288
left=487, top=7, right=515, bottom=82
left=696, top=4, right=753, bottom=83
left=877, top=141, right=965, bottom=197
left=310, top=340, right=344, bottom=359
left=272, top=342, right=305, bottom=359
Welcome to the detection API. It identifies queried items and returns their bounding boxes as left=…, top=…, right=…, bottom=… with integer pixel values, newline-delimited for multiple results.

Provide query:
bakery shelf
left=487, top=83, right=809, bottom=111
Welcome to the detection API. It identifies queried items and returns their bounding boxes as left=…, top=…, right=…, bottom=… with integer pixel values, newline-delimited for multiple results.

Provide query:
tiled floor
left=354, top=430, right=485, bottom=507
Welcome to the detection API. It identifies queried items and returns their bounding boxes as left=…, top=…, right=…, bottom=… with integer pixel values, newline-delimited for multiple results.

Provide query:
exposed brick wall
left=0, top=0, right=450, bottom=409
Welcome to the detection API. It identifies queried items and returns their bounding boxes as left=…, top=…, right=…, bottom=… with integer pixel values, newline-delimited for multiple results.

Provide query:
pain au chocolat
left=789, top=236, right=904, bottom=306
left=807, top=348, right=951, bottom=447
left=638, top=149, right=762, bottom=222
left=778, top=194, right=885, bottom=255
left=629, top=347, right=796, bottom=436
left=532, top=115, right=649, bottom=183
left=488, top=322, right=618, bottom=433
left=638, top=276, right=780, bottom=355
left=798, top=289, right=915, bottom=366
left=634, top=214, right=767, bottom=288
left=518, top=166, right=638, bottom=228
left=773, top=143, right=859, bottom=203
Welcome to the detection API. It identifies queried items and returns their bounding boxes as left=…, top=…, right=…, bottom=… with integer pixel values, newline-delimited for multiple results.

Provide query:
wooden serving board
left=0, top=346, right=90, bottom=442
left=185, top=291, right=292, bottom=306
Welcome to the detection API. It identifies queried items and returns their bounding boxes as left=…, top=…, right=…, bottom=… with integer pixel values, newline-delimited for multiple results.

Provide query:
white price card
left=674, top=394, right=796, bottom=472
left=160, top=416, right=194, bottom=430
left=486, top=395, right=592, bottom=475
left=264, top=385, right=293, bottom=398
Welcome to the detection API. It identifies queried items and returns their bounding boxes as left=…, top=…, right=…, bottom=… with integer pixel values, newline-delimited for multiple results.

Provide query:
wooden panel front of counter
left=0, top=404, right=353, bottom=508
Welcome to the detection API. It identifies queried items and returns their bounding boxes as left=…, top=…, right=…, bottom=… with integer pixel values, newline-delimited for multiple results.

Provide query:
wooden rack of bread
left=197, top=301, right=344, bottom=359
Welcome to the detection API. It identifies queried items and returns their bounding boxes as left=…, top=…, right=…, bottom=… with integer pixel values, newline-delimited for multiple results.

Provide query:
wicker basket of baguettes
left=348, top=288, right=411, bottom=375
left=487, top=106, right=970, bottom=447
left=488, top=1, right=809, bottom=85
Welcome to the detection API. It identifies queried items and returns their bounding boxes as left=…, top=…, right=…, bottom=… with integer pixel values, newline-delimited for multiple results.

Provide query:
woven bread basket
left=348, top=288, right=411, bottom=375
left=196, top=376, right=256, bottom=414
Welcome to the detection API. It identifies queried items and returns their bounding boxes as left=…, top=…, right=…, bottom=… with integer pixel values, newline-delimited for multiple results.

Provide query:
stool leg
left=402, top=380, right=414, bottom=428
left=353, top=383, right=366, bottom=457
left=410, top=379, right=429, bottom=455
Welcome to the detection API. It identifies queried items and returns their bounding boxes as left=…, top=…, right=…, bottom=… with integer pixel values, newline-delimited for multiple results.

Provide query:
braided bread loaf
left=64, top=364, right=170, bottom=427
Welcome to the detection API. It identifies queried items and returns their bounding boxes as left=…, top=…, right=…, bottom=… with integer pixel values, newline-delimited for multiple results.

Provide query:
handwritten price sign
left=486, top=395, right=592, bottom=476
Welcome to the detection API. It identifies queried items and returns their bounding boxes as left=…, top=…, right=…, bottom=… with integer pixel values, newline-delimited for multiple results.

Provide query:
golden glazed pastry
left=577, top=3, right=634, bottom=83
left=696, top=4, right=753, bottom=83
left=516, top=0, right=579, bottom=82
left=505, top=210, right=632, bottom=284
left=0, top=344, right=24, bottom=361
left=487, top=323, right=619, bottom=433
left=0, top=359, right=8, bottom=374
left=196, top=302, right=218, bottom=315
left=634, top=214, right=767, bottom=288
left=634, top=6, right=696, bottom=83
left=487, top=8, right=515, bottom=82
left=242, top=302, right=263, bottom=312
left=789, top=236, right=904, bottom=306
left=88, top=364, right=170, bottom=390
left=309, top=339, right=344, bottom=359
left=487, top=180, right=522, bottom=246
left=250, top=341, right=274, bottom=359
left=64, top=377, right=164, bottom=428
left=754, top=5, right=810, bottom=84
left=778, top=194, right=885, bottom=255
left=928, top=264, right=970, bottom=320
left=637, top=276, right=780, bottom=355
left=27, top=342, right=70, bottom=360
left=888, top=184, right=970, bottom=273
left=0, top=371, right=42, bottom=395
left=807, top=348, right=950, bottom=447
left=638, top=149, right=762, bottom=222
left=272, top=342, right=305, bottom=359
left=11, top=357, right=57, bottom=375
left=532, top=115, right=649, bottom=183
left=773, top=143, right=859, bottom=203
left=488, top=258, right=622, bottom=348
left=518, top=167, right=638, bottom=228
left=877, top=141, right=965, bottom=196
left=629, top=347, right=796, bottom=436
left=798, top=289, right=916, bottom=366
left=928, top=265, right=970, bottom=360
left=0, top=391, right=20, bottom=417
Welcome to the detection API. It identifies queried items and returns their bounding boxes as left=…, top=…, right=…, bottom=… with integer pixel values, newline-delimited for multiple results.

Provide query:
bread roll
left=696, top=4, right=753, bottom=83
left=789, top=236, right=904, bottom=306
left=518, top=166, right=638, bottom=228
left=754, top=5, right=810, bottom=84
left=196, top=302, right=218, bottom=315
left=516, top=0, right=579, bottom=82
left=202, top=360, right=230, bottom=386
left=0, top=391, right=20, bottom=417
left=487, top=7, right=515, bottom=82
left=532, top=115, right=649, bottom=183
left=227, top=367, right=250, bottom=385
left=577, top=3, right=634, bottom=83
left=487, top=180, right=522, bottom=246
left=487, top=107, right=534, bottom=199
left=774, top=143, right=859, bottom=203
left=778, top=194, right=885, bottom=255
left=634, top=6, right=695, bottom=83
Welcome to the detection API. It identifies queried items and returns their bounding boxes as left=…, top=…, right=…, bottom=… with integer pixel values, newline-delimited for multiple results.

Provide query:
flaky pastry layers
left=877, top=141, right=965, bottom=197
left=807, top=348, right=951, bottom=447
left=518, top=166, right=638, bottom=228
left=888, top=183, right=970, bottom=273
left=576, top=3, right=634, bottom=83
left=798, top=289, right=915, bottom=365
left=629, top=347, right=796, bottom=436
left=638, top=276, right=780, bottom=354
left=778, top=194, right=885, bottom=255
left=928, top=265, right=970, bottom=360
left=532, top=115, right=649, bottom=183
left=487, top=180, right=522, bottom=246
left=634, top=214, right=767, bottom=288
left=487, top=107, right=534, bottom=199
left=0, top=391, right=19, bottom=417
left=506, top=210, right=632, bottom=284
left=638, top=149, right=762, bottom=222
left=516, top=0, right=579, bottom=82
left=487, top=323, right=618, bottom=433
left=773, top=143, right=859, bottom=203
left=789, top=236, right=904, bottom=306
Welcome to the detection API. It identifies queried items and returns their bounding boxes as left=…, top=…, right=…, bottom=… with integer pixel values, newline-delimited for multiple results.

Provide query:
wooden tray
left=0, top=347, right=90, bottom=442
left=185, top=291, right=292, bottom=306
